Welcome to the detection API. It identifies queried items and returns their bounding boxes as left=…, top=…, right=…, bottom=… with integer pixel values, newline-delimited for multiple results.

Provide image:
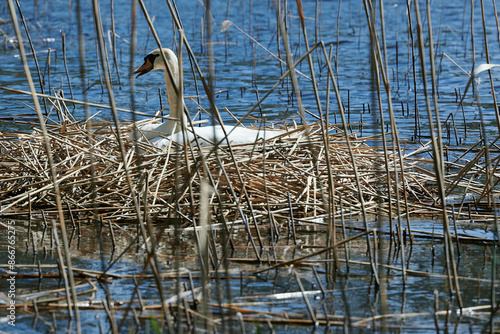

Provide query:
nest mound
left=0, top=120, right=436, bottom=224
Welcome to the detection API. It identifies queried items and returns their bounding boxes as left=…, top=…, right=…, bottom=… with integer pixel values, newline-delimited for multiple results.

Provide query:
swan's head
left=134, top=48, right=178, bottom=78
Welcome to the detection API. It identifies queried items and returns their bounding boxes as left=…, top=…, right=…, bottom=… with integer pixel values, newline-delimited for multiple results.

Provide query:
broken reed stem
left=107, top=219, right=116, bottom=249
left=192, top=7, right=218, bottom=326
left=294, top=270, right=317, bottom=324
left=110, top=0, right=121, bottom=86
left=199, top=180, right=213, bottom=331
left=112, top=5, right=142, bottom=328
left=50, top=220, right=74, bottom=322
left=324, top=45, right=339, bottom=269
left=102, top=297, right=118, bottom=333
left=61, top=31, right=74, bottom=101
left=254, top=229, right=375, bottom=274
left=0, top=86, right=164, bottom=118
left=369, top=9, right=396, bottom=324
left=261, top=133, right=278, bottom=258
left=14, top=0, right=48, bottom=115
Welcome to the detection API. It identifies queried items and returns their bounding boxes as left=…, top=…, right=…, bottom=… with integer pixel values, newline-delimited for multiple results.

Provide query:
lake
left=0, top=0, right=499, bottom=332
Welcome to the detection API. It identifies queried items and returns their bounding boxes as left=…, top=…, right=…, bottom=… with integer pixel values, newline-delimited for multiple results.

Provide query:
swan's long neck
left=163, top=60, right=186, bottom=135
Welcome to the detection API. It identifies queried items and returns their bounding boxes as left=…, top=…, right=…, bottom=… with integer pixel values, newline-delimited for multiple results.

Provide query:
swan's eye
left=146, top=54, right=159, bottom=64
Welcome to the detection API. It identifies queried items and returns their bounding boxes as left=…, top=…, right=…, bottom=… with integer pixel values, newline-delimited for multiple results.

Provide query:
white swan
left=133, top=48, right=290, bottom=148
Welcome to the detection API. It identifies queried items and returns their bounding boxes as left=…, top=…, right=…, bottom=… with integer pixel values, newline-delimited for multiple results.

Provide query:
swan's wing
left=191, top=125, right=286, bottom=145
left=148, top=125, right=295, bottom=150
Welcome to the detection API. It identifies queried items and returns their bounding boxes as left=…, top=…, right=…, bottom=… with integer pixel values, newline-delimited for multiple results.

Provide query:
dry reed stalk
left=477, top=0, right=500, bottom=323
left=363, top=0, right=411, bottom=293
left=7, top=1, right=82, bottom=332
left=319, top=36, right=381, bottom=286
left=50, top=220, right=74, bottom=321
left=14, top=0, right=48, bottom=115
left=414, top=0, right=463, bottom=309
left=93, top=3, right=176, bottom=332
left=0, top=119, right=468, bottom=224
left=296, top=1, right=339, bottom=270
left=61, top=31, right=74, bottom=101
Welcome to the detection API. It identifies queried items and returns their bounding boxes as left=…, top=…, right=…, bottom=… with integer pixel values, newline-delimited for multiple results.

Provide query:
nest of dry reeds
left=0, top=117, right=441, bottom=225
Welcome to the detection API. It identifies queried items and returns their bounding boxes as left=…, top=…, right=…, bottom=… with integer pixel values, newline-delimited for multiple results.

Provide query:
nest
left=0, top=119, right=437, bottom=224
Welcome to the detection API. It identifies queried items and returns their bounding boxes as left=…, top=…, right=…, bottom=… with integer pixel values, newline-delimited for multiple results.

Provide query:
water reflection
left=0, top=217, right=497, bottom=332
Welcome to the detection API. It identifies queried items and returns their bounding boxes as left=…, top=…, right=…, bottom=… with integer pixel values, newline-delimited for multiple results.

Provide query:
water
left=1, top=0, right=500, bottom=143
left=1, top=0, right=500, bottom=332
left=0, top=218, right=498, bottom=333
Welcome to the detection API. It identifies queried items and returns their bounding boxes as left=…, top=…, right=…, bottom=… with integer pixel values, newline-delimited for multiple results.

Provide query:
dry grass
left=0, top=116, right=443, bottom=225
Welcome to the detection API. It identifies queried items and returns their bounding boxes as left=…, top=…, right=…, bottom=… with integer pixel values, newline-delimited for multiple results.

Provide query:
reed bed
left=1, top=114, right=499, bottom=225
left=0, top=116, right=434, bottom=223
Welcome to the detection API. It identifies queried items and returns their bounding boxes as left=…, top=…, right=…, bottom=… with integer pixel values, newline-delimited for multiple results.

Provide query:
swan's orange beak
left=134, top=58, right=154, bottom=78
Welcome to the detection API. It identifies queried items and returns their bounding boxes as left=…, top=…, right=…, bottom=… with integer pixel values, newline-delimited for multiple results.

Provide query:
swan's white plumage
left=134, top=120, right=180, bottom=140
left=133, top=48, right=290, bottom=148
left=150, top=125, right=286, bottom=149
